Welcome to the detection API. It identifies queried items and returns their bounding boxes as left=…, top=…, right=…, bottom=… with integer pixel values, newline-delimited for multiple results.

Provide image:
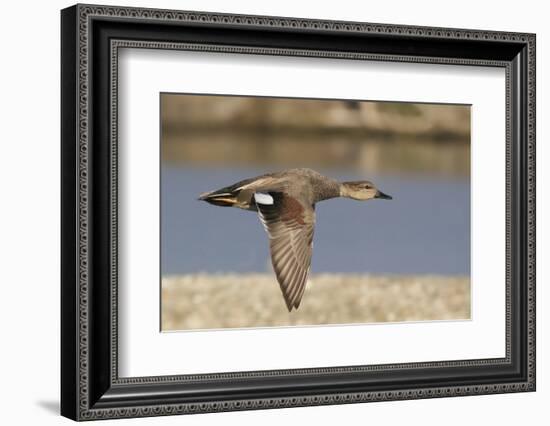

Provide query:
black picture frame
left=61, top=3, right=536, bottom=421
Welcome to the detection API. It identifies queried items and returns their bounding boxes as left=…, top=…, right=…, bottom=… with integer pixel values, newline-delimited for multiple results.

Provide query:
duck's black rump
left=198, top=176, right=259, bottom=208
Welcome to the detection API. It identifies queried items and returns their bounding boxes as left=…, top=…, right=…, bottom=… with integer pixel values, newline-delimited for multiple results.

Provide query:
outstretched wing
left=254, top=192, right=315, bottom=311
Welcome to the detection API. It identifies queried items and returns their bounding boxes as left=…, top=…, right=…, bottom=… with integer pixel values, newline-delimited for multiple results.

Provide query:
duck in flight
left=198, top=168, right=392, bottom=311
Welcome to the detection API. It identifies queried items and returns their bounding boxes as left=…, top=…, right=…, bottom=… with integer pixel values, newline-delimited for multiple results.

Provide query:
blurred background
left=160, top=94, right=471, bottom=330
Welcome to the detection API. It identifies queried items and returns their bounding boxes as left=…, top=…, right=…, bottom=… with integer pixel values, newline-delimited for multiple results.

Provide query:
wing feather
left=254, top=192, right=315, bottom=311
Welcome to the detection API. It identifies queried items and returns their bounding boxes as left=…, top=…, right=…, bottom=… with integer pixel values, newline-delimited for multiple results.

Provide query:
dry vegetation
left=162, top=274, right=470, bottom=331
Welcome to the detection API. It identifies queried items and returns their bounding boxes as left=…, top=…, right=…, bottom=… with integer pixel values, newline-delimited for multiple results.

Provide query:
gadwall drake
left=198, top=168, right=392, bottom=311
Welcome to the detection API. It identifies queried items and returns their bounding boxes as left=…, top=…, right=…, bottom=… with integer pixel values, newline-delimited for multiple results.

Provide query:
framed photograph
left=61, top=4, right=536, bottom=421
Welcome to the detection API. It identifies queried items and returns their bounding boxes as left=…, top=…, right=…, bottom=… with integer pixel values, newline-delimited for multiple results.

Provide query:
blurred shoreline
left=162, top=135, right=470, bottom=176
left=162, top=273, right=470, bottom=331
left=161, top=95, right=470, bottom=176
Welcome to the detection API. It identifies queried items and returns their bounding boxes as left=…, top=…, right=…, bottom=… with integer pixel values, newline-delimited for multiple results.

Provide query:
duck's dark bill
left=375, top=191, right=392, bottom=200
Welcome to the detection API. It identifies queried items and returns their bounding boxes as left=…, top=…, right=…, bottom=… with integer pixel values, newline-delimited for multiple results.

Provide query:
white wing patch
left=254, top=192, right=274, bottom=205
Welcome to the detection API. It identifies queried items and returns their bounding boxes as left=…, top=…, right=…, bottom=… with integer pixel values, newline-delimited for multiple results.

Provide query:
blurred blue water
left=161, top=166, right=470, bottom=275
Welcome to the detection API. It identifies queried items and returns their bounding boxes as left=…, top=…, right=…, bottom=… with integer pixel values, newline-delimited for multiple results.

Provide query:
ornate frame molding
left=61, top=4, right=536, bottom=421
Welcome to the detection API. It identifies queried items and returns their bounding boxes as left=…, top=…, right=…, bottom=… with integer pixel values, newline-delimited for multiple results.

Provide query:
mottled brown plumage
left=198, top=168, right=392, bottom=311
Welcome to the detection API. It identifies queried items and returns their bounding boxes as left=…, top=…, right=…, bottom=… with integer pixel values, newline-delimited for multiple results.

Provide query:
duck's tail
left=198, top=190, right=238, bottom=207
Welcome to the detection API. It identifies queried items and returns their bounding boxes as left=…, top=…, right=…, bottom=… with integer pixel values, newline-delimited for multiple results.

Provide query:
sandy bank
left=161, top=274, right=470, bottom=331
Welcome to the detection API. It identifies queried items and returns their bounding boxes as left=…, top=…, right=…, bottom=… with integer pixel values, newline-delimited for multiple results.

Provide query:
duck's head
left=340, top=180, right=392, bottom=201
